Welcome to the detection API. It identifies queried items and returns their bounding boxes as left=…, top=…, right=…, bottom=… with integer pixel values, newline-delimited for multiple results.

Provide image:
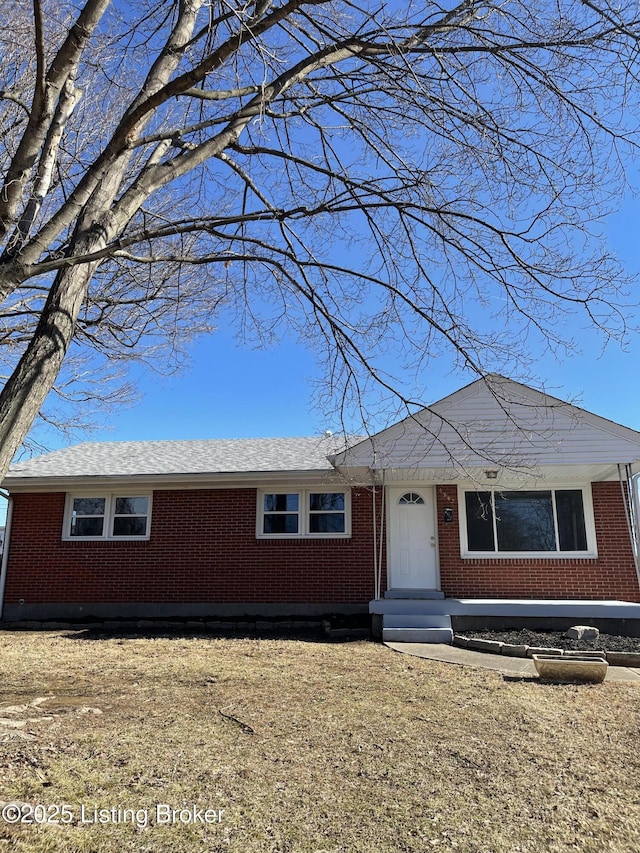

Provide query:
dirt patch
left=464, top=629, right=640, bottom=652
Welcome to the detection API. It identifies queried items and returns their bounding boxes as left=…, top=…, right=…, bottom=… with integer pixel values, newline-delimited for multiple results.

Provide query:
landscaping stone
left=500, top=643, right=529, bottom=658
left=526, top=646, right=563, bottom=658
left=327, top=628, right=370, bottom=640
left=453, top=634, right=469, bottom=648
left=566, top=625, right=600, bottom=641
left=605, top=651, right=640, bottom=667
left=466, top=638, right=504, bottom=652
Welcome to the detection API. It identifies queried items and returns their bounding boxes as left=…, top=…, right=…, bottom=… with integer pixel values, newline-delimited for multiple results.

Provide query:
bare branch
left=0, top=0, right=637, bottom=469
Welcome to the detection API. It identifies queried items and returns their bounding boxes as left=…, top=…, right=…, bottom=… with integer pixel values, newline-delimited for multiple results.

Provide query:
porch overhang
left=342, top=462, right=640, bottom=485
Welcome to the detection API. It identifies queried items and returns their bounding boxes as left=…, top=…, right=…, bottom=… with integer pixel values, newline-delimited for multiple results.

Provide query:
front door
left=388, top=487, right=438, bottom=589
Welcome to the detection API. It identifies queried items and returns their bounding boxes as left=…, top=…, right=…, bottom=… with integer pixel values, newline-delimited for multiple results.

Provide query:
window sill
left=257, top=534, right=351, bottom=541
left=461, top=551, right=598, bottom=560
left=62, top=536, right=151, bottom=543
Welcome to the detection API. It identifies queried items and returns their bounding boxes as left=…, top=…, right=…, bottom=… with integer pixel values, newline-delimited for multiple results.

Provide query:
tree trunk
left=0, top=256, right=98, bottom=476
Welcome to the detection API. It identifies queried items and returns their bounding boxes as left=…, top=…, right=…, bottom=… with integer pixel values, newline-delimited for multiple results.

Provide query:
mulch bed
left=465, top=629, right=640, bottom=652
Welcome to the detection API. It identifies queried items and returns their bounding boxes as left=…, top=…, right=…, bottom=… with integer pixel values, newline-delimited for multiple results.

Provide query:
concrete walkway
left=385, top=642, right=640, bottom=681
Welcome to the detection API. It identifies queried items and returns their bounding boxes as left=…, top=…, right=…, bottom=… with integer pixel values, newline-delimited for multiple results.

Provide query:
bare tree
left=0, top=0, right=638, bottom=475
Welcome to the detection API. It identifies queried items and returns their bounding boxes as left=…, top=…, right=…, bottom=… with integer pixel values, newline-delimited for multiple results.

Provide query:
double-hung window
left=259, top=489, right=349, bottom=538
left=64, top=494, right=151, bottom=540
left=460, top=486, right=595, bottom=557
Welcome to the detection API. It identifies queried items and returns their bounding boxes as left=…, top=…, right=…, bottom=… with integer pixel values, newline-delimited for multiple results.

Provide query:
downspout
left=0, top=494, right=14, bottom=622
left=618, top=464, right=640, bottom=589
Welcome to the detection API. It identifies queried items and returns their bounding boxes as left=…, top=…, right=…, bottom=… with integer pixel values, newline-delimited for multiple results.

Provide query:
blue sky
left=0, top=170, right=637, bottom=528
left=30, top=185, right=637, bottom=449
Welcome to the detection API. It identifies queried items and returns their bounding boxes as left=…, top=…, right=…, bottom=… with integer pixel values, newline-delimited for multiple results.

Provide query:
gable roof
left=4, top=376, right=640, bottom=491
left=331, top=375, right=640, bottom=479
left=2, top=436, right=345, bottom=490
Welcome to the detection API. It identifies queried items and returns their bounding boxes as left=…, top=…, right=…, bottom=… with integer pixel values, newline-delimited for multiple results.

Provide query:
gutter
left=1, top=468, right=346, bottom=493
left=0, top=493, right=13, bottom=622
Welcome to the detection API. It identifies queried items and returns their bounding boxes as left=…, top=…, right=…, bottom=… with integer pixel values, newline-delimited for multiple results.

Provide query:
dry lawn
left=0, top=630, right=639, bottom=853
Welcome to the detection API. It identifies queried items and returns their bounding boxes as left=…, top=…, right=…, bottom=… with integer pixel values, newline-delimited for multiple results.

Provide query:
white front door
left=388, top=487, right=438, bottom=589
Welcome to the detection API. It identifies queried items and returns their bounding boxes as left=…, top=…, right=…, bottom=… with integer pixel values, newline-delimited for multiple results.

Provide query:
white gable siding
left=336, top=378, right=640, bottom=472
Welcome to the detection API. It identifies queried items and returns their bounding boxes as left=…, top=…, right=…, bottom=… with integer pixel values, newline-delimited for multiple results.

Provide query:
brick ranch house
left=1, top=376, right=639, bottom=639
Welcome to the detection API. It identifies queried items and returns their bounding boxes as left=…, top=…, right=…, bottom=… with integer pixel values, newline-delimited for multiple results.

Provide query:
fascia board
left=2, top=468, right=353, bottom=494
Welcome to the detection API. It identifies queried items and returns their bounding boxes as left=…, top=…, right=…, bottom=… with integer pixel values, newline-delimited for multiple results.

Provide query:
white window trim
left=63, top=493, right=152, bottom=541
left=256, top=488, right=351, bottom=539
left=457, top=483, right=597, bottom=559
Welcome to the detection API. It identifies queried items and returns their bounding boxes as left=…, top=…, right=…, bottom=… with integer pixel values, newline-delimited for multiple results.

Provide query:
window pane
left=264, top=493, right=298, bottom=512
left=113, top=517, right=147, bottom=537
left=465, top=492, right=495, bottom=551
left=399, top=492, right=424, bottom=505
left=264, top=514, right=299, bottom=534
left=72, top=497, right=105, bottom=516
left=70, top=516, right=104, bottom=537
left=310, top=493, right=345, bottom=511
left=556, top=490, right=587, bottom=551
left=495, top=491, right=555, bottom=552
left=310, top=513, right=346, bottom=533
left=115, top=496, right=148, bottom=515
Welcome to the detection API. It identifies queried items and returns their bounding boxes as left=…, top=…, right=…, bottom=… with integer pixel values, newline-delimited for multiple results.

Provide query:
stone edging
left=0, top=618, right=370, bottom=641
left=453, top=634, right=640, bottom=668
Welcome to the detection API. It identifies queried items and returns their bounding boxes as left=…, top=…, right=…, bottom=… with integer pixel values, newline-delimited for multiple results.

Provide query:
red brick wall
left=435, top=482, right=640, bottom=601
left=7, top=482, right=637, bottom=606
left=4, top=487, right=378, bottom=605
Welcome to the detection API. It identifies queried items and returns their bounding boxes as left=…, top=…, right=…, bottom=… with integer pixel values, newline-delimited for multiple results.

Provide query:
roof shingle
left=4, top=436, right=345, bottom=482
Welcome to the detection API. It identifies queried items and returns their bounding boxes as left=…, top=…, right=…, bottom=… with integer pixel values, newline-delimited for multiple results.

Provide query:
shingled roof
left=3, top=436, right=347, bottom=486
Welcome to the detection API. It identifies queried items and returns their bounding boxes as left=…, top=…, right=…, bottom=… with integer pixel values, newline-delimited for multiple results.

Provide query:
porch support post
left=372, top=470, right=379, bottom=600
left=619, top=464, right=640, bottom=589
left=377, top=471, right=386, bottom=600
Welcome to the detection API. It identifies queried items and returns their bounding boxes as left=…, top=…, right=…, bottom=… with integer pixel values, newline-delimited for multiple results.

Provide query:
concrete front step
left=382, top=626, right=454, bottom=644
left=381, top=612, right=453, bottom=643
left=384, top=589, right=445, bottom=600
left=383, top=613, right=453, bottom=629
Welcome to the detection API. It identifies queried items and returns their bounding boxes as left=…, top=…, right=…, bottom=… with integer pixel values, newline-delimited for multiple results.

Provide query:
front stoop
left=382, top=613, right=453, bottom=644
left=384, top=589, right=446, bottom=600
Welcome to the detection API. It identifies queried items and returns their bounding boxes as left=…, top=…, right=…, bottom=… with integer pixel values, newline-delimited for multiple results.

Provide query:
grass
left=1, top=630, right=639, bottom=853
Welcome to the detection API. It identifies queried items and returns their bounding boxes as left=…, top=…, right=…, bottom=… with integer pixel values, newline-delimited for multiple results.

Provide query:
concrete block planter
left=532, top=654, right=608, bottom=684
left=562, top=649, right=607, bottom=659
